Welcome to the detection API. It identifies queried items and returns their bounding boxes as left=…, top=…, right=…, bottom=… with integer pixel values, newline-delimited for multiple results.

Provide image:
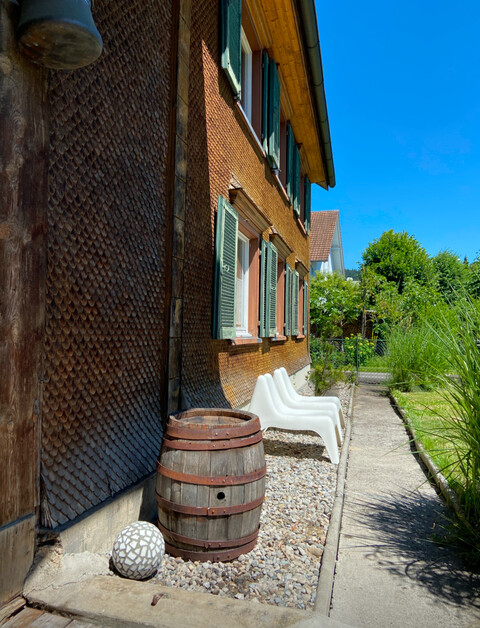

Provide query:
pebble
left=152, top=381, right=351, bottom=611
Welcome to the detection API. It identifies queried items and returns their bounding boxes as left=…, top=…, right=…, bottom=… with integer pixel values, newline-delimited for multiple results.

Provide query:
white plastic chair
left=275, top=367, right=345, bottom=428
left=249, top=374, right=340, bottom=464
left=272, top=370, right=343, bottom=443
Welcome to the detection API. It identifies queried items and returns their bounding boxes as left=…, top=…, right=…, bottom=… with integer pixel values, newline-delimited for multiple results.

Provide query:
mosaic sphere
left=112, top=521, right=165, bottom=580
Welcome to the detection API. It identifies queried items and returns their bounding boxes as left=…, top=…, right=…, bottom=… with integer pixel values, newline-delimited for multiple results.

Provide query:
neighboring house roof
left=310, top=210, right=339, bottom=261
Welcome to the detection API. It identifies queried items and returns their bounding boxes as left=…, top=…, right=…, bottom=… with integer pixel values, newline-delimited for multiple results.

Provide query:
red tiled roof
left=310, top=210, right=339, bottom=261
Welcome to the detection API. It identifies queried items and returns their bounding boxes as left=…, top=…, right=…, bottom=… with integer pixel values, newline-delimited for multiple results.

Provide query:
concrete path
left=328, top=383, right=480, bottom=628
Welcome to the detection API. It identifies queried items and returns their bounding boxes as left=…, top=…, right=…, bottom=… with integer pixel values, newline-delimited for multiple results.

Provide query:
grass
left=393, top=390, right=466, bottom=493
left=358, top=354, right=390, bottom=372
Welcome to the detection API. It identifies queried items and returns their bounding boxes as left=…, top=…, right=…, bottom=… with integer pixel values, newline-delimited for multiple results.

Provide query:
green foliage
left=418, top=300, right=480, bottom=566
left=309, top=339, right=345, bottom=394
left=345, top=268, right=361, bottom=280
left=343, top=334, right=375, bottom=367
left=362, top=229, right=433, bottom=293
left=310, top=271, right=362, bottom=338
left=369, top=279, right=403, bottom=336
left=466, top=256, right=480, bottom=299
left=386, top=322, right=449, bottom=392
left=432, top=250, right=468, bottom=302
left=399, top=279, right=441, bottom=322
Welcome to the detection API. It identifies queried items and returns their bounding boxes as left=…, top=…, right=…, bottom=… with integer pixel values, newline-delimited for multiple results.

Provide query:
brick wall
left=182, top=2, right=310, bottom=409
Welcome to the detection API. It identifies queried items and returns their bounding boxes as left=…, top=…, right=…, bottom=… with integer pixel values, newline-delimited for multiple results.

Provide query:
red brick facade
left=182, top=2, right=311, bottom=409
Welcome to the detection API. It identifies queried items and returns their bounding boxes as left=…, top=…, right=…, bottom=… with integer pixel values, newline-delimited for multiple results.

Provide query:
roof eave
left=296, top=0, right=336, bottom=188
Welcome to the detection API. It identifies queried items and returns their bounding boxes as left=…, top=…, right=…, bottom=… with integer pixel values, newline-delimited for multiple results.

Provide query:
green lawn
left=393, top=389, right=467, bottom=493
left=358, top=354, right=390, bottom=372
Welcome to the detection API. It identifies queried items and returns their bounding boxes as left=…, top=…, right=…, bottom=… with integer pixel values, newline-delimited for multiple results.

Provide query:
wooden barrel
left=156, top=408, right=266, bottom=562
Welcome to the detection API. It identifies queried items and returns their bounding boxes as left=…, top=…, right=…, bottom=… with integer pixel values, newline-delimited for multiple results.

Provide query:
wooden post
left=0, top=0, right=49, bottom=607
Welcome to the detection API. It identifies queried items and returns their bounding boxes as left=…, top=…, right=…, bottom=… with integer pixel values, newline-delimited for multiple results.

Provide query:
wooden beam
left=0, top=0, right=49, bottom=607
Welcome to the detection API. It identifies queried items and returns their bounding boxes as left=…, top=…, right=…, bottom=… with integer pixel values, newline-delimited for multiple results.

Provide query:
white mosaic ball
left=112, top=521, right=165, bottom=580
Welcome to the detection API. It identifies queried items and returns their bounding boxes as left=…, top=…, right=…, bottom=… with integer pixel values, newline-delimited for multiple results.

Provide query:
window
left=298, top=276, right=304, bottom=335
left=240, top=29, right=252, bottom=121
left=284, top=264, right=292, bottom=336
left=264, top=53, right=280, bottom=170
left=303, top=278, right=309, bottom=335
left=220, top=1, right=280, bottom=169
left=286, top=123, right=301, bottom=216
left=236, top=231, right=249, bottom=334
left=276, top=257, right=285, bottom=337
left=304, top=177, right=311, bottom=234
left=291, top=269, right=300, bottom=336
left=214, top=196, right=277, bottom=341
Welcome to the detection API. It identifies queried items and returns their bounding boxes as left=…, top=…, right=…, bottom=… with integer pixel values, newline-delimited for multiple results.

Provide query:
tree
left=345, top=268, right=361, bottom=280
left=362, top=230, right=433, bottom=293
left=310, top=271, right=362, bottom=337
left=466, top=254, right=480, bottom=299
left=432, top=250, right=467, bottom=302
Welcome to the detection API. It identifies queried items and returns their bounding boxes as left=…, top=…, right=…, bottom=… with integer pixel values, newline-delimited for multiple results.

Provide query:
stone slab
left=27, top=576, right=350, bottom=628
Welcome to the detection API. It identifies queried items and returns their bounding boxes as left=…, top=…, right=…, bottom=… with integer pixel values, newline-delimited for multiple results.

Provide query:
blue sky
left=312, top=0, right=480, bottom=269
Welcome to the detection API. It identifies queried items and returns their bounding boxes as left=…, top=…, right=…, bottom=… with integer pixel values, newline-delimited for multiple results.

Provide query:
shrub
left=309, top=338, right=345, bottom=394
left=343, top=334, right=375, bottom=367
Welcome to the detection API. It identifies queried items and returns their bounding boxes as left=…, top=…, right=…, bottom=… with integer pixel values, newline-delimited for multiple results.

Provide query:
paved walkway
left=329, top=383, right=480, bottom=627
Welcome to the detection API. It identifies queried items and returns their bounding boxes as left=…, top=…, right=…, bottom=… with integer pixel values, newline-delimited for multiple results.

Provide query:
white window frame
left=236, top=231, right=250, bottom=336
left=240, top=28, right=253, bottom=123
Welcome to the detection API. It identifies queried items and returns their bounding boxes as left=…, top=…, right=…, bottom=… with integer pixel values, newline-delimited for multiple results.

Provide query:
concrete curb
left=390, top=394, right=462, bottom=517
left=313, top=383, right=355, bottom=616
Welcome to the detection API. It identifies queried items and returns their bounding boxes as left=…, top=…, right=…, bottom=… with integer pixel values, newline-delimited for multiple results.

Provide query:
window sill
left=272, top=172, right=291, bottom=205
left=270, top=335, right=287, bottom=343
left=229, top=336, right=262, bottom=346
left=296, top=216, right=307, bottom=236
left=235, top=103, right=266, bottom=160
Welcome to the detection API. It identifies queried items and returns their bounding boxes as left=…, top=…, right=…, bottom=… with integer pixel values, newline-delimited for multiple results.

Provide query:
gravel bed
left=152, top=381, right=351, bottom=610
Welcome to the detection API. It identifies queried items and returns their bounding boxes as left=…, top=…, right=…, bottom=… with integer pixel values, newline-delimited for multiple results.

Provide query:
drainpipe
left=296, top=0, right=336, bottom=188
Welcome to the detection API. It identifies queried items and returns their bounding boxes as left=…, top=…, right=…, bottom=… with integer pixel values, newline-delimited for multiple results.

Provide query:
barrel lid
left=166, top=408, right=260, bottom=440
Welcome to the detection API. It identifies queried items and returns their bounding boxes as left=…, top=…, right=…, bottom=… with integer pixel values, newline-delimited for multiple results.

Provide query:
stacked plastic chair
left=249, top=373, right=341, bottom=464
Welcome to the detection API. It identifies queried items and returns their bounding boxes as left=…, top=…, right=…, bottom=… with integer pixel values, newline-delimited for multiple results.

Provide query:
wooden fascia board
left=245, top=0, right=273, bottom=48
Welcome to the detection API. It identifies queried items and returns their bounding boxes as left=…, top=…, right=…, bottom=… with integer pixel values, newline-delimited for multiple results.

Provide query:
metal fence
left=311, top=336, right=390, bottom=385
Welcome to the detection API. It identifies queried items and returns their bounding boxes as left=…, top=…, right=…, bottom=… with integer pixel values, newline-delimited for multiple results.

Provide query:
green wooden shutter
left=293, top=144, right=301, bottom=217
left=259, top=239, right=267, bottom=337
left=303, top=279, right=309, bottom=335
left=285, top=264, right=292, bottom=336
left=292, top=270, right=299, bottom=336
left=213, top=196, right=238, bottom=339
left=267, top=243, right=278, bottom=337
left=220, top=0, right=242, bottom=99
left=261, top=51, right=269, bottom=153
left=267, top=59, right=280, bottom=170
left=260, top=241, right=277, bottom=338
left=304, top=177, right=311, bottom=234
left=286, top=122, right=294, bottom=205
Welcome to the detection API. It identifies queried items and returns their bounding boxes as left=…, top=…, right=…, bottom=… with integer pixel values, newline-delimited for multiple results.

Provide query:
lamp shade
left=17, top=0, right=103, bottom=69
